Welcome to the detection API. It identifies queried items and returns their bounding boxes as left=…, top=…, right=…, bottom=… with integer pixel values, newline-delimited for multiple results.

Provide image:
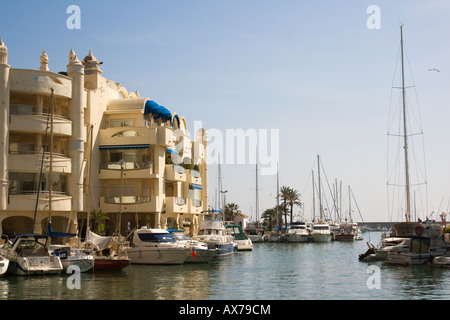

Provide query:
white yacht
left=128, top=227, right=189, bottom=265
left=192, top=210, right=236, bottom=256
left=285, top=222, right=310, bottom=243
left=168, top=229, right=219, bottom=263
left=310, top=222, right=332, bottom=242
left=1, top=234, right=63, bottom=276
left=49, top=245, right=95, bottom=272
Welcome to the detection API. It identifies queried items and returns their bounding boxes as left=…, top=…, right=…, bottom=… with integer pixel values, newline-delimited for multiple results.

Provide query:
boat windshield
left=171, top=233, right=192, bottom=241
left=313, top=225, right=329, bottom=231
left=137, top=233, right=175, bottom=243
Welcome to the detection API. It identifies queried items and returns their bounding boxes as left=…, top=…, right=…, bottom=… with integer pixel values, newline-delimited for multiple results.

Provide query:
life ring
left=415, top=225, right=424, bottom=236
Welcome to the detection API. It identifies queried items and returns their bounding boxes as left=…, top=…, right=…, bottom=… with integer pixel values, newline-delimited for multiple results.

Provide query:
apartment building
left=0, top=39, right=208, bottom=239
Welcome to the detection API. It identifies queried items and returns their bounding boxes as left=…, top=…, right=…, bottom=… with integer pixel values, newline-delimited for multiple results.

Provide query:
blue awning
left=166, top=147, right=180, bottom=155
left=191, top=183, right=203, bottom=190
left=100, top=144, right=150, bottom=150
left=144, top=100, right=172, bottom=122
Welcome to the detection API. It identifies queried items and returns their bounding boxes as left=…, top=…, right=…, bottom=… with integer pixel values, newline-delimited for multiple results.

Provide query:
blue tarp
left=144, top=100, right=172, bottom=122
left=48, top=222, right=76, bottom=238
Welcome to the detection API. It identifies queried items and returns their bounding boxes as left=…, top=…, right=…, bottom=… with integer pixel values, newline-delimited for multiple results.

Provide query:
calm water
left=2, top=231, right=450, bottom=300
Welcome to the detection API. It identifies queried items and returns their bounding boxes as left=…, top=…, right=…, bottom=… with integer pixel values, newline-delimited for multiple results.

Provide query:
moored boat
left=311, top=222, right=332, bottom=242
left=49, top=245, right=95, bottom=273
left=128, top=227, right=189, bottom=265
left=192, top=210, right=236, bottom=256
left=1, top=234, right=63, bottom=276
left=284, top=222, right=310, bottom=243
left=84, top=230, right=130, bottom=270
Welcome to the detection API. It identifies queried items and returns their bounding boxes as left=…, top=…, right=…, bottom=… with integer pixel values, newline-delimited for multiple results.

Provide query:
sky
left=1, top=0, right=450, bottom=222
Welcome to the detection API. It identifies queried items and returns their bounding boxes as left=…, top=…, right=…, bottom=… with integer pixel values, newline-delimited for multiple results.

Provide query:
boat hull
left=0, top=257, right=9, bottom=276
left=311, top=233, right=331, bottom=242
left=128, top=247, right=188, bottom=265
left=216, top=243, right=236, bottom=256
left=94, top=257, right=130, bottom=270
left=7, top=258, right=62, bottom=276
left=285, top=233, right=309, bottom=243
left=61, top=258, right=95, bottom=273
left=185, top=249, right=218, bottom=263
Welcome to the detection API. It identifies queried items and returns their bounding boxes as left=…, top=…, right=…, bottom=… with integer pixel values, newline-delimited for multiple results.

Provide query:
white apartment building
left=0, top=39, right=208, bottom=239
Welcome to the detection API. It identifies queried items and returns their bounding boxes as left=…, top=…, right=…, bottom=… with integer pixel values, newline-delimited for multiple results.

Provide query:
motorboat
left=192, top=210, right=236, bottom=256
left=284, top=222, right=310, bottom=243
left=128, top=227, right=189, bottom=265
left=49, top=245, right=94, bottom=273
left=168, top=229, right=219, bottom=263
left=386, top=221, right=448, bottom=265
left=225, top=223, right=253, bottom=251
left=310, top=222, right=332, bottom=242
left=1, top=234, right=63, bottom=276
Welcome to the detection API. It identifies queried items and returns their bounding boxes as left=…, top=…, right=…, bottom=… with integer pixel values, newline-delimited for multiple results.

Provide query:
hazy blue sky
left=1, top=0, right=450, bottom=222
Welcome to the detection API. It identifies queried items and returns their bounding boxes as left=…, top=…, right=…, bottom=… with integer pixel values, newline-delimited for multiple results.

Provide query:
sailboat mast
left=255, top=162, right=259, bottom=226
left=317, top=155, right=323, bottom=221
left=312, top=170, right=316, bottom=221
left=48, top=88, right=54, bottom=223
left=400, top=25, right=411, bottom=222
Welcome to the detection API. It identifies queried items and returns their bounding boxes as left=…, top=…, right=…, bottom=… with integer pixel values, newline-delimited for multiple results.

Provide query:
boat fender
left=415, top=225, right=424, bottom=236
left=191, top=250, right=197, bottom=258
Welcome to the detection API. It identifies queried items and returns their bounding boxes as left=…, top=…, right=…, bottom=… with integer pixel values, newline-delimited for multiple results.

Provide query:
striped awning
left=190, top=183, right=203, bottom=190
left=99, top=144, right=150, bottom=150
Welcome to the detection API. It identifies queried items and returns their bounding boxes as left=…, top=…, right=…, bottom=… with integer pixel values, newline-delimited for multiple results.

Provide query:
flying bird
left=428, top=68, right=440, bottom=72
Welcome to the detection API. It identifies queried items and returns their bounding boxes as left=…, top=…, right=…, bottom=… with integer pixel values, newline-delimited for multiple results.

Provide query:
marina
left=1, top=231, right=450, bottom=300
left=1, top=1, right=450, bottom=307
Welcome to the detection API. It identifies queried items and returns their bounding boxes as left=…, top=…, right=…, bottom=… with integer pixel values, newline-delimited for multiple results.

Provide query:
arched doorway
left=2, top=216, right=34, bottom=237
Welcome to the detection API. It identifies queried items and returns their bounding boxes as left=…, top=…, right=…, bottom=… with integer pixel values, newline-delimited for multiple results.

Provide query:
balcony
left=8, top=193, right=72, bottom=212
left=98, top=162, right=157, bottom=180
left=100, top=195, right=161, bottom=213
left=9, top=152, right=72, bottom=174
left=10, top=69, right=72, bottom=98
left=165, top=197, right=188, bottom=214
left=187, top=169, right=202, bottom=186
left=189, top=199, right=203, bottom=214
left=98, top=126, right=158, bottom=146
left=9, top=113, right=72, bottom=136
left=165, top=164, right=186, bottom=182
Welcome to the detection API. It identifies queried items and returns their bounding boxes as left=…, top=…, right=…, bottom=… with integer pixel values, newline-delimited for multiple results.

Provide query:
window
left=137, top=233, right=175, bottom=243
left=110, top=119, right=135, bottom=128
left=8, top=172, right=67, bottom=195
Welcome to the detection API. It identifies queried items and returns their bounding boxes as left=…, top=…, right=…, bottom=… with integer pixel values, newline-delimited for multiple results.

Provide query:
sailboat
left=375, top=26, right=446, bottom=265
left=335, top=186, right=362, bottom=241
left=311, top=155, right=331, bottom=242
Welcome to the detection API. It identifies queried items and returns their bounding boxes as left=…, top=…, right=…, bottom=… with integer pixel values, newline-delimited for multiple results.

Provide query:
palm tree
left=262, top=207, right=276, bottom=231
left=280, top=186, right=303, bottom=229
left=280, top=186, right=290, bottom=230
left=90, top=209, right=110, bottom=235
left=224, top=202, right=240, bottom=222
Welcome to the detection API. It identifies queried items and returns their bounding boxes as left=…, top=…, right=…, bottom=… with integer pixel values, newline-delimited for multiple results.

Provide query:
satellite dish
left=119, top=159, right=125, bottom=166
